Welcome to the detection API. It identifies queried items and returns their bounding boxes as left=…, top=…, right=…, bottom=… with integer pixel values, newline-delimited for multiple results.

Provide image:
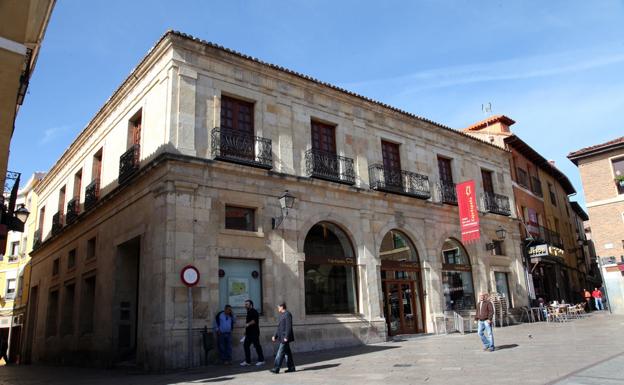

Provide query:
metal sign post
left=180, top=265, right=200, bottom=368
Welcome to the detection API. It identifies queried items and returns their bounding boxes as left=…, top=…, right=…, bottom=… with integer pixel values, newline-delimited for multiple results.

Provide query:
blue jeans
left=273, top=342, right=295, bottom=372
left=595, top=298, right=604, bottom=310
left=217, top=332, right=232, bottom=361
left=477, top=320, right=494, bottom=349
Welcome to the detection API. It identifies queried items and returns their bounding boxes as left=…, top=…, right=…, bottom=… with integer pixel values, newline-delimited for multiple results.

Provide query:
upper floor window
left=381, top=140, right=401, bottom=171
left=437, top=157, right=453, bottom=184
left=481, top=169, right=494, bottom=194
left=10, top=241, right=19, bottom=256
left=220, top=95, right=254, bottom=134
left=58, top=185, right=66, bottom=215
left=87, top=237, right=97, bottom=260
left=612, top=157, right=624, bottom=195
left=92, top=148, right=103, bottom=181
left=548, top=183, right=557, bottom=206
left=38, top=206, right=45, bottom=234
left=52, top=258, right=60, bottom=276
left=68, top=249, right=76, bottom=270
left=225, top=205, right=256, bottom=231
left=311, top=120, right=336, bottom=154
left=5, top=279, right=16, bottom=299
left=73, top=169, right=82, bottom=200
left=128, top=109, right=142, bottom=148
left=516, top=167, right=529, bottom=188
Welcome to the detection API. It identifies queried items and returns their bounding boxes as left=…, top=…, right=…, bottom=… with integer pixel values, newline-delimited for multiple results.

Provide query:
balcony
left=66, top=197, right=80, bottom=225
left=51, top=212, right=64, bottom=236
left=211, top=128, right=272, bottom=169
left=483, top=192, right=512, bottom=216
left=305, top=149, right=355, bottom=185
left=368, top=164, right=431, bottom=199
left=537, top=225, right=564, bottom=249
left=530, top=177, right=543, bottom=197
left=84, top=178, right=100, bottom=211
left=438, top=181, right=457, bottom=205
left=119, top=144, right=140, bottom=184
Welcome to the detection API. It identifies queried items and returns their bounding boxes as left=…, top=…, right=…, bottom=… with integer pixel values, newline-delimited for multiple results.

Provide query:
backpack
left=215, top=310, right=224, bottom=327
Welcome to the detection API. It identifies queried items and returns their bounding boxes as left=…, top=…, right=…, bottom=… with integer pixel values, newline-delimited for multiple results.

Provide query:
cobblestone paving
left=1, top=312, right=622, bottom=385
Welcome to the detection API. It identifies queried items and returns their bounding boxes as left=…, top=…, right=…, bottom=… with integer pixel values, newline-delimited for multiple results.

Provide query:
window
left=80, top=275, right=96, bottom=334
left=441, top=238, right=475, bottom=311
left=61, top=283, right=75, bottom=335
left=516, top=167, right=529, bottom=188
left=481, top=169, right=494, bottom=194
left=437, top=157, right=453, bottom=183
left=86, top=237, right=96, bottom=260
left=46, top=289, right=60, bottom=337
left=612, top=157, right=624, bottom=195
left=38, top=206, right=45, bottom=235
left=73, top=169, right=82, bottom=201
left=128, top=109, right=142, bottom=148
left=58, top=185, right=66, bottom=216
left=10, top=241, right=19, bottom=256
left=5, top=279, right=16, bottom=299
left=225, top=206, right=256, bottom=231
left=381, top=141, right=402, bottom=188
left=548, top=183, right=557, bottom=206
left=220, top=95, right=254, bottom=134
left=52, top=258, right=60, bottom=276
left=218, top=258, right=262, bottom=315
left=311, top=120, right=337, bottom=154
left=68, top=249, right=76, bottom=270
left=92, top=148, right=103, bottom=181
left=495, top=272, right=512, bottom=307
left=304, top=222, right=357, bottom=314
left=492, top=240, right=505, bottom=256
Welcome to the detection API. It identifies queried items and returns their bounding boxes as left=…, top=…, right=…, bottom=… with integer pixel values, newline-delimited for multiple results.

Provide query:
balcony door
left=311, top=121, right=338, bottom=178
left=220, top=96, right=254, bottom=161
left=382, top=140, right=401, bottom=188
left=481, top=169, right=494, bottom=194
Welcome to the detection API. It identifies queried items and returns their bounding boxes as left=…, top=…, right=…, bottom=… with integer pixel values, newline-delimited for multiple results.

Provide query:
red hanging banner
left=456, top=180, right=480, bottom=243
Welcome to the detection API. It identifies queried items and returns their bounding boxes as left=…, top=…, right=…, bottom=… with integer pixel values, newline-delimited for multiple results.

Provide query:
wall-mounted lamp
left=485, top=226, right=507, bottom=250
left=272, top=190, right=295, bottom=229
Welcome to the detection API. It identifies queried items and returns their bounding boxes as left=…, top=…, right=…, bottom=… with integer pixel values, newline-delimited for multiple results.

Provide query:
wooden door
left=220, top=95, right=254, bottom=135
left=481, top=169, right=494, bottom=194
left=382, top=141, right=401, bottom=188
left=311, top=121, right=336, bottom=154
left=437, top=157, right=453, bottom=183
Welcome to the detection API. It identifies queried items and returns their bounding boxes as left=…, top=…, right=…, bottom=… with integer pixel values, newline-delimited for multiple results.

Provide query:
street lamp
left=485, top=226, right=507, bottom=250
left=14, top=204, right=30, bottom=223
left=272, top=190, right=296, bottom=229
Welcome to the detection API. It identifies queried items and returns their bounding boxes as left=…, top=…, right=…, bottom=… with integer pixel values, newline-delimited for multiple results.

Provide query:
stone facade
left=23, top=31, right=527, bottom=371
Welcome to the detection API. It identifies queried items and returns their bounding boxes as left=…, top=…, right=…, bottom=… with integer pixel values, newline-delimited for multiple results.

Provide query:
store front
left=528, top=243, right=566, bottom=302
left=379, top=230, right=425, bottom=336
left=441, top=238, right=476, bottom=311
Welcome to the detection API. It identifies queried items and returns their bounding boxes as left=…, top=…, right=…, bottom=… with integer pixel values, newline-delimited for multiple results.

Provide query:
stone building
left=464, top=116, right=585, bottom=303
left=569, top=136, right=624, bottom=314
left=23, top=31, right=526, bottom=370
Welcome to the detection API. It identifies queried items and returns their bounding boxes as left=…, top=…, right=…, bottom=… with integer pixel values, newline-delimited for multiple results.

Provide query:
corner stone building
left=24, top=31, right=527, bottom=370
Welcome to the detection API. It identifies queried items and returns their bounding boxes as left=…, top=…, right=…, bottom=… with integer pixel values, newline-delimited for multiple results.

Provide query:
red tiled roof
left=464, top=115, right=516, bottom=131
left=568, top=136, right=624, bottom=164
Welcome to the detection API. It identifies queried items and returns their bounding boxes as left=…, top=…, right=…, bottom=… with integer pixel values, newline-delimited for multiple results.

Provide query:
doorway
left=23, top=286, right=38, bottom=364
left=113, top=237, right=141, bottom=363
left=383, top=280, right=422, bottom=335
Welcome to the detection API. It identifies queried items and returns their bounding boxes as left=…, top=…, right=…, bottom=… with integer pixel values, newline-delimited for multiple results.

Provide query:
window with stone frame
left=612, top=157, right=624, bottom=195
left=225, top=205, right=256, bottom=231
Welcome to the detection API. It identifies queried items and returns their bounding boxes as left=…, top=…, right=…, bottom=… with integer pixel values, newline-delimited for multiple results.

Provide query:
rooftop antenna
left=481, top=102, right=494, bottom=142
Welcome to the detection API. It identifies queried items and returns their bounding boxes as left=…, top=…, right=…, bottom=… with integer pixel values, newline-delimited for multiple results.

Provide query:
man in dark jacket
left=270, top=302, right=295, bottom=374
left=476, top=292, right=495, bottom=352
left=240, top=299, right=265, bottom=366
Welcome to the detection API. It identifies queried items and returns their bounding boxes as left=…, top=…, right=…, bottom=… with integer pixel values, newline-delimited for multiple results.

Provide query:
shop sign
left=382, top=260, right=421, bottom=270
left=528, top=244, right=548, bottom=257
left=442, top=263, right=472, bottom=272
left=456, top=180, right=480, bottom=243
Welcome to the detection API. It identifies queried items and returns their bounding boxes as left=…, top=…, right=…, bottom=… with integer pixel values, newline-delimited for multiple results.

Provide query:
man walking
left=592, top=287, right=604, bottom=310
left=270, top=302, right=295, bottom=374
left=476, top=292, right=495, bottom=352
left=240, top=299, right=265, bottom=366
left=213, top=304, right=236, bottom=364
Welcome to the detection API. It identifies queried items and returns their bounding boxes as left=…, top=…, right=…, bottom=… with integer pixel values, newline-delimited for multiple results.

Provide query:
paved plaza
left=1, top=312, right=622, bottom=385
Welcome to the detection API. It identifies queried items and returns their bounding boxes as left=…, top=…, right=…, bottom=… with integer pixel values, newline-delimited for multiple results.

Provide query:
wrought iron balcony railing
left=530, top=177, right=543, bottom=197
left=33, top=229, right=42, bottom=250
left=66, top=197, right=80, bottom=225
left=438, top=181, right=457, bottom=205
left=483, top=192, right=512, bottom=216
left=119, top=144, right=140, bottom=184
left=305, top=149, right=355, bottom=185
left=211, top=128, right=272, bottom=169
left=537, top=225, right=564, bottom=249
left=85, top=178, right=100, bottom=212
left=368, top=164, right=431, bottom=199
left=51, top=212, right=64, bottom=236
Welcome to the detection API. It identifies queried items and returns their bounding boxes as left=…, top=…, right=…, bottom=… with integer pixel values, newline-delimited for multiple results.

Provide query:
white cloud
left=39, top=125, right=72, bottom=145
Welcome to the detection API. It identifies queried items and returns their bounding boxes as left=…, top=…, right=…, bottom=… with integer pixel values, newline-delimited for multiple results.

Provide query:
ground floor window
left=495, top=272, right=512, bottom=307
left=304, top=263, right=357, bottom=314
left=442, top=271, right=475, bottom=311
left=219, top=258, right=262, bottom=315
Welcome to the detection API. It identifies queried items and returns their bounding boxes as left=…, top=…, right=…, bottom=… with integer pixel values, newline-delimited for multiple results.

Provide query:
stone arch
left=296, top=210, right=361, bottom=257
left=374, top=220, right=427, bottom=266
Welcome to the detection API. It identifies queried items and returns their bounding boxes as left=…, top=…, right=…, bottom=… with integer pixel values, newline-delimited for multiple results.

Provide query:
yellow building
left=1, top=173, right=44, bottom=363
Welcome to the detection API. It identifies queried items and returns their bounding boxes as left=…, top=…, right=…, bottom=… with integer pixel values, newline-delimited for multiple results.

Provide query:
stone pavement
left=1, top=312, right=622, bottom=385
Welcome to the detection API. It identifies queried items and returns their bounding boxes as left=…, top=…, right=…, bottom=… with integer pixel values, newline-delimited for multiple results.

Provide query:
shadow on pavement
left=301, top=363, right=340, bottom=371
left=496, top=344, right=519, bottom=350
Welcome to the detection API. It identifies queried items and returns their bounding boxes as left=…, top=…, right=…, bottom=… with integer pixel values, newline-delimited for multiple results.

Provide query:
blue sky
left=9, top=1, right=624, bottom=209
